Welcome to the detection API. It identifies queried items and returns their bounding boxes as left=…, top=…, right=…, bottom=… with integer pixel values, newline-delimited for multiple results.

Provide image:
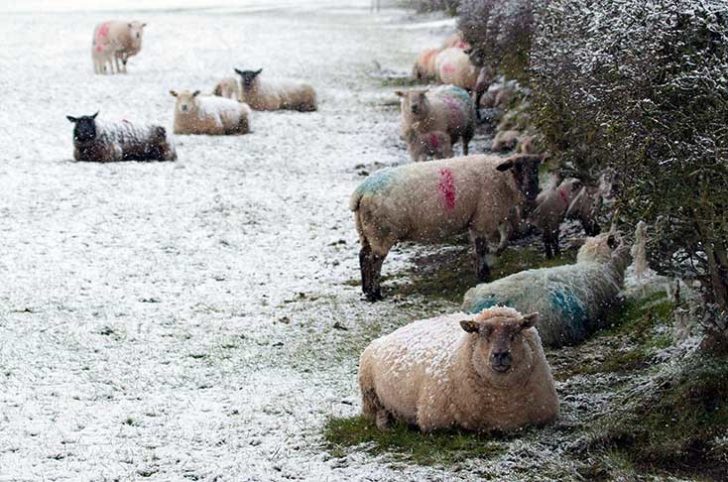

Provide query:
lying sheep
left=359, top=306, right=559, bottom=432
left=462, top=233, right=631, bottom=347
left=403, top=127, right=453, bottom=162
left=66, top=111, right=176, bottom=162
left=351, top=154, right=542, bottom=300
left=435, top=47, right=479, bottom=91
left=491, top=129, right=521, bottom=152
left=395, top=85, right=475, bottom=155
left=233, top=68, right=317, bottom=111
left=170, top=90, right=251, bottom=135
left=441, top=31, right=470, bottom=50
left=213, top=77, right=241, bottom=101
left=91, top=21, right=146, bottom=74
left=412, top=48, right=440, bottom=81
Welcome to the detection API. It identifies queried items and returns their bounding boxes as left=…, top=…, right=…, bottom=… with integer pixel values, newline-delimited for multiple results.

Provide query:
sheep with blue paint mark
left=395, top=85, right=475, bottom=155
left=351, top=153, right=543, bottom=300
left=462, top=232, right=631, bottom=347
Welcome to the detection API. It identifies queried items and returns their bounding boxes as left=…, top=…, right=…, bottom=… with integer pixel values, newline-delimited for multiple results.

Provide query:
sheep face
left=67, top=112, right=99, bottom=142
left=170, top=90, right=201, bottom=114
left=128, top=21, right=146, bottom=44
left=395, top=90, right=429, bottom=124
left=234, top=68, right=262, bottom=89
left=576, top=232, right=622, bottom=264
left=496, top=154, right=543, bottom=210
left=460, top=311, right=539, bottom=387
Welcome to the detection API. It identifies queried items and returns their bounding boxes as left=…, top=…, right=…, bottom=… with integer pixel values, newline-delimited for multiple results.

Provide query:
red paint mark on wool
left=442, top=63, right=456, bottom=74
left=438, top=168, right=456, bottom=211
left=558, top=187, right=570, bottom=207
left=429, top=133, right=440, bottom=150
left=97, top=23, right=110, bottom=40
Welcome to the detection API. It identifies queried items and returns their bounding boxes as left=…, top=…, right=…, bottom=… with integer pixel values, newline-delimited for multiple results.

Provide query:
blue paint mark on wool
left=441, top=85, right=473, bottom=106
left=355, top=168, right=396, bottom=196
left=550, top=289, right=586, bottom=329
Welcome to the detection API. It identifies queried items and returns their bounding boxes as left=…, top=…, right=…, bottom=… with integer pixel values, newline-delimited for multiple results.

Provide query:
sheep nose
left=411, top=106, right=419, bottom=114
left=491, top=351, right=512, bottom=368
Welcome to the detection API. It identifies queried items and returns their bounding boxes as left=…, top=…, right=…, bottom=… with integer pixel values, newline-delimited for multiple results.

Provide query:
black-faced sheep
left=462, top=233, right=631, bottom=347
left=170, top=90, right=252, bottom=135
left=67, top=112, right=176, bottom=162
left=351, top=154, right=542, bottom=300
left=359, top=306, right=559, bottom=432
left=233, top=68, right=317, bottom=112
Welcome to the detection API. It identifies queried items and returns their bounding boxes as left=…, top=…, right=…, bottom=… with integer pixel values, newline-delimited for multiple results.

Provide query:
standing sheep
left=412, top=48, right=440, bottom=81
left=233, top=68, right=317, bottom=112
left=212, top=77, right=241, bottom=101
left=395, top=85, right=475, bottom=155
left=435, top=47, right=479, bottom=91
left=66, top=112, right=176, bottom=162
left=462, top=233, right=631, bottom=347
left=91, top=21, right=146, bottom=74
left=402, top=127, right=453, bottom=162
left=351, top=154, right=542, bottom=300
left=170, top=90, right=252, bottom=135
left=359, top=306, right=559, bottom=432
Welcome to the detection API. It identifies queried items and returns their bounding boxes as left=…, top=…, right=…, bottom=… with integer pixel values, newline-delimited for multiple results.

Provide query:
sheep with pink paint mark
left=403, top=128, right=453, bottom=162
left=350, top=153, right=543, bottom=300
left=435, top=47, right=479, bottom=91
left=396, top=85, right=475, bottom=156
left=359, top=306, right=559, bottom=432
left=412, top=48, right=440, bottom=81
left=91, top=21, right=146, bottom=74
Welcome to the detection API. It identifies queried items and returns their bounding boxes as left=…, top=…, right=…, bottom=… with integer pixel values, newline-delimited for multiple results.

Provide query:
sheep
left=395, top=85, right=475, bottom=156
left=435, top=47, right=479, bottom=91
left=441, top=31, right=470, bottom=50
left=402, top=127, right=453, bottom=162
left=412, top=48, right=440, bottom=81
left=351, top=154, right=543, bottom=300
left=212, top=77, right=241, bottom=101
left=491, top=129, right=521, bottom=152
left=358, top=306, right=559, bottom=432
left=233, top=68, right=317, bottom=112
left=462, top=232, right=631, bottom=347
left=527, top=177, right=600, bottom=258
left=170, top=90, right=252, bottom=135
left=91, top=21, right=145, bottom=74
left=66, top=111, right=176, bottom=162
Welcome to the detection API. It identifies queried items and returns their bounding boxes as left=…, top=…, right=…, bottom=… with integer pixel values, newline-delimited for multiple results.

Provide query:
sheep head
left=395, top=89, right=429, bottom=125
left=576, top=231, right=626, bottom=265
left=235, top=68, right=263, bottom=89
left=170, top=90, right=200, bottom=114
left=67, top=111, right=99, bottom=142
left=127, top=21, right=145, bottom=45
left=496, top=154, right=543, bottom=214
left=460, top=306, right=539, bottom=387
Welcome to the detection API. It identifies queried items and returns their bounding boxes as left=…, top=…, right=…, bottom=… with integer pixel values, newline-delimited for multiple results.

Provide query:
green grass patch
left=324, top=415, right=505, bottom=466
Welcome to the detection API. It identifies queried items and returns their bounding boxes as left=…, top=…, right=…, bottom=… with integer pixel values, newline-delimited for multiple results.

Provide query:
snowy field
left=0, top=1, right=485, bottom=480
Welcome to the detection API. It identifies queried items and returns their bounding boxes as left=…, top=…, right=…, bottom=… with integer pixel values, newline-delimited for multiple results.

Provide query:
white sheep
left=66, top=112, right=176, bottom=162
left=402, top=127, right=453, bottom=162
left=212, top=77, right=241, bottom=101
left=170, top=90, right=252, bottom=135
left=359, top=306, right=559, bottom=432
left=412, top=48, right=440, bottom=81
left=435, top=47, right=479, bottom=91
left=491, top=129, right=521, bottom=152
left=462, top=233, right=631, bottom=347
left=91, top=21, right=145, bottom=74
left=234, top=68, right=317, bottom=111
left=351, top=154, right=543, bottom=300
left=528, top=177, right=602, bottom=258
left=441, top=31, right=470, bottom=50
left=395, top=85, right=475, bottom=155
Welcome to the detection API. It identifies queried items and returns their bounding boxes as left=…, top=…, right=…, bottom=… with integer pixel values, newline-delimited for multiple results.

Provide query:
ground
left=0, top=2, right=719, bottom=481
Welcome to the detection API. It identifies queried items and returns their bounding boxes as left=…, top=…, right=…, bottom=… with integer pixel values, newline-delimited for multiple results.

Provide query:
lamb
left=233, top=68, right=317, bottom=111
left=395, top=85, right=475, bottom=155
left=402, top=127, right=453, bottom=162
left=435, top=47, right=479, bottom=91
left=412, top=48, right=440, bottom=81
left=170, top=90, right=252, bottom=135
left=351, top=154, right=543, bottom=300
left=91, top=21, right=146, bottom=74
left=462, top=232, right=631, bottom=347
left=212, top=77, right=241, bottom=101
left=66, top=112, right=176, bottom=162
left=528, top=177, right=603, bottom=258
left=358, top=306, right=559, bottom=432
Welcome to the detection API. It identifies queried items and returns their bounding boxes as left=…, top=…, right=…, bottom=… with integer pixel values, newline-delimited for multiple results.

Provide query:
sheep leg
left=473, top=236, right=491, bottom=282
left=360, top=244, right=384, bottom=301
left=462, top=136, right=470, bottom=156
left=543, top=228, right=559, bottom=259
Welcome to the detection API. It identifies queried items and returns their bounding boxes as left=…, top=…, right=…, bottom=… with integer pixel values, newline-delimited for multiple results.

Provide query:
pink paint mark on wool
left=438, top=168, right=456, bottom=211
left=429, top=133, right=440, bottom=150
left=97, top=23, right=110, bottom=40
left=442, top=96, right=463, bottom=127
left=442, top=63, right=456, bottom=75
left=558, top=187, right=570, bottom=207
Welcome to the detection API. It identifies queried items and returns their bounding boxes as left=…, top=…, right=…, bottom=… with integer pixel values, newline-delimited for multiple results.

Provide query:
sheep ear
left=460, top=320, right=479, bottom=333
left=496, top=159, right=514, bottom=172
left=169, top=90, right=178, bottom=97
left=128, top=22, right=133, bottom=28
left=66, top=115, right=78, bottom=123
left=192, top=90, right=201, bottom=97
left=607, top=234, right=618, bottom=249
left=142, top=23, right=147, bottom=28
left=394, top=90, right=405, bottom=98
left=463, top=48, right=472, bottom=55
left=254, top=69, right=263, bottom=76
left=234, top=68, right=243, bottom=75
left=521, top=313, right=539, bottom=329
left=91, top=111, right=99, bottom=119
